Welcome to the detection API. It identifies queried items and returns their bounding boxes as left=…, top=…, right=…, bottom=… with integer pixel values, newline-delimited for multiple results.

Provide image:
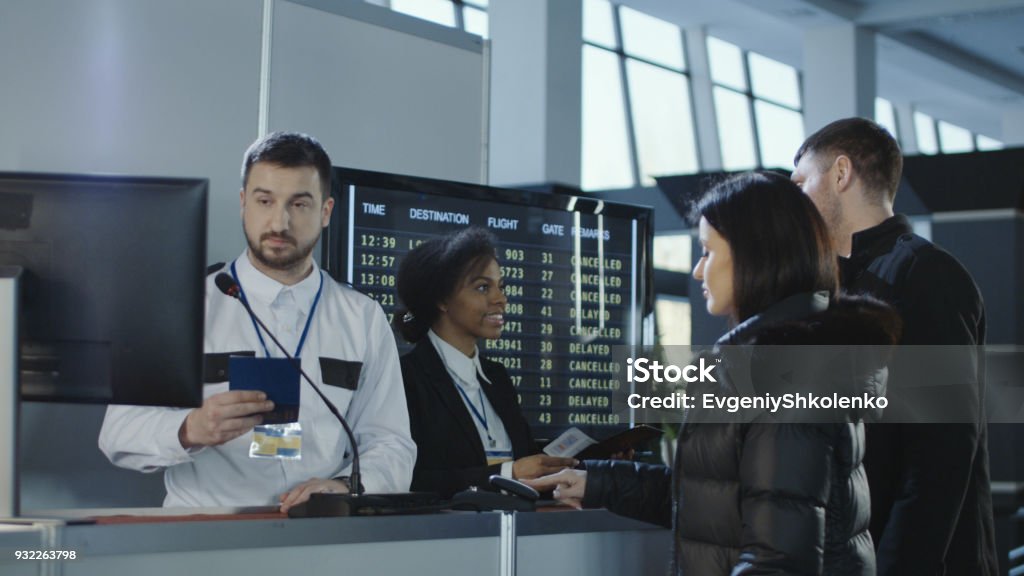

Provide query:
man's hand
left=511, top=454, right=578, bottom=480
left=178, top=390, right=273, bottom=449
left=523, top=469, right=587, bottom=509
left=279, top=477, right=350, bottom=513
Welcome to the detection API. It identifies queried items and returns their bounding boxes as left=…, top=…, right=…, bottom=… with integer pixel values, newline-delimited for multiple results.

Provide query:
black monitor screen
left=0, top=172, right=206, bottom=407
left=323, top=168, right=653, bottom=440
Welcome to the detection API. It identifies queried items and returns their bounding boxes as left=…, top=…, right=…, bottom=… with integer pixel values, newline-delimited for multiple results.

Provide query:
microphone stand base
left=287, top=492, right=442, bottom=517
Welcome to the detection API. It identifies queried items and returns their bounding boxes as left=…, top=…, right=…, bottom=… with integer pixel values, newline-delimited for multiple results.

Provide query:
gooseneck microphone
left=215, top=272, right=363, bottom=496
left=214, top=272, right=242, bottom=299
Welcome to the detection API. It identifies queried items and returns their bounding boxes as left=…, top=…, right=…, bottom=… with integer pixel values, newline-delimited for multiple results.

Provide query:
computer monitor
left=0, top=171, right=207, bottom=407
left=322, top=167, right=654, bottom=441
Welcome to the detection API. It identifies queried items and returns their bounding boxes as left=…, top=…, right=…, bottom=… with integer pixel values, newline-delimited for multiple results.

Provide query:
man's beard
left=244, top=224, right=319, bottom=273
left=819, top=195, right=845, bottom=251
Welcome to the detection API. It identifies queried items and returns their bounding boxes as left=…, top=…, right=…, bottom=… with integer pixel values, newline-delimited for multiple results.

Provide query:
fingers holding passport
left=178, top=390, right=275, bottom=448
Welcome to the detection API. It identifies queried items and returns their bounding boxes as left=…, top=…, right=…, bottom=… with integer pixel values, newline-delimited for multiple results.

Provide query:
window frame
left=707, top=36, right=805, bottom=171
left=379, top=0, right=488, bottom=36
left=582, top=1, right=700, bottom=190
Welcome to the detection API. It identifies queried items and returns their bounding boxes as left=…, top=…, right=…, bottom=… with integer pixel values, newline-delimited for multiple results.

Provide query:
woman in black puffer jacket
left=527, top=172, right=900, bottom=575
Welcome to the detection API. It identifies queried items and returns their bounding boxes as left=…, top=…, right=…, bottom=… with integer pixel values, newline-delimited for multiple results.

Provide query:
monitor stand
left=0, top=266, right=21, bottom=518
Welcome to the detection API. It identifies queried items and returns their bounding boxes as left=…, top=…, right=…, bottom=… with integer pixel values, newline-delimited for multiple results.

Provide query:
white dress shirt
left=427, top=330, right=515, bottom=477
left=99, top=252, right=416, bottom=507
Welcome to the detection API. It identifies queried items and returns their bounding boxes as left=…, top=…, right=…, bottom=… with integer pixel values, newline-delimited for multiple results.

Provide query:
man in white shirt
left=99, top=132, right=415, bottom=510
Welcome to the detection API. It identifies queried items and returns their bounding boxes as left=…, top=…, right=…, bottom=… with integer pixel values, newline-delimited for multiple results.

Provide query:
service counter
left=0, top=507, right=670, bottom=576
left=517, top=508, right=672, bottom=575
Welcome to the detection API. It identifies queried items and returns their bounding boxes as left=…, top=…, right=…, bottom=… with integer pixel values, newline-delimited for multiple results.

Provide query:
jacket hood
left=737, top=293, right=902, bottom=348
left=701, top=292, right=902, bottom=423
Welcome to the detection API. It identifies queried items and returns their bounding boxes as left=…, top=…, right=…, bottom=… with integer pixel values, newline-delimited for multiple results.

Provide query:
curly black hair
left=392, top=227, right=498, bottom=342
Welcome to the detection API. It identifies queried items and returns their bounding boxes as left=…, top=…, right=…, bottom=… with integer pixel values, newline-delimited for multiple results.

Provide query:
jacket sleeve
left=734, top=423, right=834, bottom=575
left=342, top=302, right=417, bottom=493
left=875, top=249, right=984, bottom=575
left=581, top=460, right=672, bottom=528
left=98, top=278, right=210, bottom=471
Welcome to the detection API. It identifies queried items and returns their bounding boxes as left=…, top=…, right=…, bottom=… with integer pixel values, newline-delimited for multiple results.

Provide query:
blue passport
left=229, top=356, right=300, bottom=424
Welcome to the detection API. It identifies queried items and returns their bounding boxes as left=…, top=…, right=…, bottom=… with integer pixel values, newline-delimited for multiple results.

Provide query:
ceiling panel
left=614, top=0, right=1024, bottom=140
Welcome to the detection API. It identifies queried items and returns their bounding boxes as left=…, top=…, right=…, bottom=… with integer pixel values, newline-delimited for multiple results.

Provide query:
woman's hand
left=279, top=477, right=350, bottom=513
left=522, top=469, right=588, bottom=509
left=512, top=454, right=578, bottom=480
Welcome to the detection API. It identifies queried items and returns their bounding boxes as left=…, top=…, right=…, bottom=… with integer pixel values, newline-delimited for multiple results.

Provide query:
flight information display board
left=323, top=168, right=653, bottom=440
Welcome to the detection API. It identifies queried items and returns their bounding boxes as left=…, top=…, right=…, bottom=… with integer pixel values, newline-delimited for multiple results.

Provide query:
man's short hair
left=241, top=132, right=333, bottom=199
left=794, top=117, right=903, bottom=204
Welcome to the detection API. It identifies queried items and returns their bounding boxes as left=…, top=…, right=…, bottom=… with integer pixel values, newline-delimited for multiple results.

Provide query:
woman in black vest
left=394, top=227, right=575, bottom=498
left=528, top=172, right=901, bottom=575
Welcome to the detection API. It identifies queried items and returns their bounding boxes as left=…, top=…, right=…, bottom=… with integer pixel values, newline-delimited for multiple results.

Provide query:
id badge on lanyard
left=486, top=450, right=514, bottom=467
left=230, top=356, right=303, bottom=459
left=230, top=263, right=323, bottom=460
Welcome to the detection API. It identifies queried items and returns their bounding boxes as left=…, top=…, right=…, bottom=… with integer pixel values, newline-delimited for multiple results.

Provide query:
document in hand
left=544, top=425, right=662, bottom=460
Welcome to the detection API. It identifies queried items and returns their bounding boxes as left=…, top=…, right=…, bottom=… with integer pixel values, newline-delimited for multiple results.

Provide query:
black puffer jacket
left=584, top=292, right=901, bottom=576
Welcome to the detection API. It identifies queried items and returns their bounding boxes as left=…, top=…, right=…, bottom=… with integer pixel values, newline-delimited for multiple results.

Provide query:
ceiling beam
left=698, top=0, right=1024, bottom=99
left=855, top=0, right=1024, bottom=27
left=891, top=31, right=1024, bottom=96
left=796, top=0, right=858, bottom=20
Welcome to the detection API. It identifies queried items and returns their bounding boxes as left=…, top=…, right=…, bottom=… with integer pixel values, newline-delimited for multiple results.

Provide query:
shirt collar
left=234, top=251, right=320, bottom=311
left=846, top=215, right=913, bottom=268
left=428, top=329, right=491, bottom=388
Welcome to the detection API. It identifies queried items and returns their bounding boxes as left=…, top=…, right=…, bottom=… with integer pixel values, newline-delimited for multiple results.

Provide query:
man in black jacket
left=791, top=117, right=997, bottom=575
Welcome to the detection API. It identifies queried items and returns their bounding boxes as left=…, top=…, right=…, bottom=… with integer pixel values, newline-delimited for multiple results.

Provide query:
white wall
left=271, top=0, right=487, bottom=185
left=0, top=0, right=262, bottom=265
left=0, top=0, right=486, bottom=266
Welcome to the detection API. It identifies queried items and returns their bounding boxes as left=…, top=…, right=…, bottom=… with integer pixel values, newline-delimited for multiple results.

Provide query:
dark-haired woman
left=395, top=227, right=576, bottom=498
left=527, top=172, right=900, bottom=575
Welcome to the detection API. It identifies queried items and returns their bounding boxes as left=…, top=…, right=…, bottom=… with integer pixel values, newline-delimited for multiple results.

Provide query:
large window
left=653, top=234, right=691, bottom=273
left=653, top=233, right=693, bottom=346
left=656, top=296, right=691, bottom=345
left=913, top=111, right=939, bottom=155
left=937, top=121, right=974, bottom=154
left=581, top=0, right=699, bottom=190
left=976, top=134, right=1005, bottom=151
left=582, top=45, right=634, bottom=190
left=712, top=86, right=757, bottom=170
left=913, top=111, right=1004, bottom=155
left=874, top=97, right=899, bottom=142
left=707, top=36, right=804, bottom=171
left=380, top=0, right=489, bottom=37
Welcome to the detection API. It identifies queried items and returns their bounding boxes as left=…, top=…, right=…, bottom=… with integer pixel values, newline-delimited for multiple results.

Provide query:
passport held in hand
left=229, top=356, right=300, bottom=424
